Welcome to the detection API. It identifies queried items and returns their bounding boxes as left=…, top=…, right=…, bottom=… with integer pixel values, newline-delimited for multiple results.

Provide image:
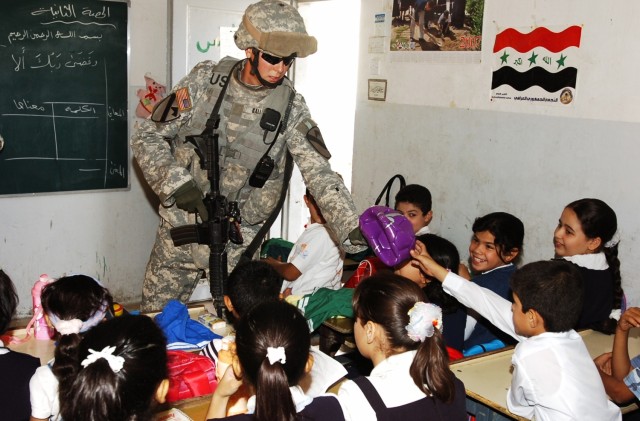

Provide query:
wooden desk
left=452, top=329, right=640, bottom=420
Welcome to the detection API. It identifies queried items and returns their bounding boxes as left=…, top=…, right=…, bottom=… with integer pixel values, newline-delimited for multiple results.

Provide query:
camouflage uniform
left=132, top=58, right=361, bottom=311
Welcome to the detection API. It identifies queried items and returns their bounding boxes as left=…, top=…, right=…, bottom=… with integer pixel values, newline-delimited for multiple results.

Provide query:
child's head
left=395, top=233, right=460, bottom=289
left=394, top=184, right=433, bottom=234
left=469, top=212, right=524, bottom=273
left=57, top=315, right=168, bottom=421
left=510, top=260, right=583, bottom=336
left=224, top=260, right=281, bottom=320
left=554, top=198, right=618, bottom=257
left=42, top=274, right=113, bottom=336
left=234, top=300, right=311, bottom=421
left=353, top=274, right=457, bottom=403
left=0, top=269, right=18, bottom=335
left=304, top=188, right=325, bottom=224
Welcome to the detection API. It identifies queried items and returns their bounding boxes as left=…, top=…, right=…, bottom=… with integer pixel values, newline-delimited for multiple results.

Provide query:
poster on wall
left=389, top=0, right=483, bottom=52
left=490, top=25, right=582, bottom=105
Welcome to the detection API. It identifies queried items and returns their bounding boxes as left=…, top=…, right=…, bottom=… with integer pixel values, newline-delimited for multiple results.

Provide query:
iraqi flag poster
left=490, top=25, right=582, bottom=105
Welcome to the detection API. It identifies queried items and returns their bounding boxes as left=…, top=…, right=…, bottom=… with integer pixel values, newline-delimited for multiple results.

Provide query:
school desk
left=452, top=329, right=640, bottom=420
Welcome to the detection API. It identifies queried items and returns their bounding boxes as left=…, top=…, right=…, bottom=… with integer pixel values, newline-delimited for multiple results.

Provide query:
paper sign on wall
left=490, top=25, right=582, bottom=105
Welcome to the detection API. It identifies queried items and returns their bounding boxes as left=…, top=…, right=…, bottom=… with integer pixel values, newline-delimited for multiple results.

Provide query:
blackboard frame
left=0, top=0, right=130, bottom=196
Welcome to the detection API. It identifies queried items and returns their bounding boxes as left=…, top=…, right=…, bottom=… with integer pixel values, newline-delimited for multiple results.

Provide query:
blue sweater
left=464, top=264, right=517, bottom=349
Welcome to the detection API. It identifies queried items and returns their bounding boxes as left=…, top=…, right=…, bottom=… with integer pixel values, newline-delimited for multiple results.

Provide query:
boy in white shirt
left=410, top=242, right=622, bottom=421
left=265, top=189, right=344, bottom=297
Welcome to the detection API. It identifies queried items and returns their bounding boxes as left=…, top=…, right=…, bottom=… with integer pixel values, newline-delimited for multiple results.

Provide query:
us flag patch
left=175, top=87, right=192, bottom=111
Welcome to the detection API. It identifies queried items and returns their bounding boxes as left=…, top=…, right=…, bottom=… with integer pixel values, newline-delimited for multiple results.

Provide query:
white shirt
left=338, top=350, right=428, bottom=421
left=443, top=273, right=621, bottom=421
left=29, top=360, right=60, bottom=420
left=281, top=223, right=344, bottom=296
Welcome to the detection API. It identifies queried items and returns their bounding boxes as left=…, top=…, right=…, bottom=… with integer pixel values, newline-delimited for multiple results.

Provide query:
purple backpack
left=359, top=206, right=416, bottom=267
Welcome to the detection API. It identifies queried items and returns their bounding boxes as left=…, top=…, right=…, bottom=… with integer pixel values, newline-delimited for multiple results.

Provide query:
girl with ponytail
left=206, top=300, right=345, bottom=421
left=337, top=274, right=467, bottom=420
left=553, top=198, right=624, bottom=333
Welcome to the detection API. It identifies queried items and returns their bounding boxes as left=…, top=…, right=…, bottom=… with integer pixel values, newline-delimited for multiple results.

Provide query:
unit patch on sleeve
left=297, top=118, right=332, bottom=159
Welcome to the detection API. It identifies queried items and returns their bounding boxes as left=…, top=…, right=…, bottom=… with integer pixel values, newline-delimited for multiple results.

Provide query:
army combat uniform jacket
left=131, top=57, right=360, bottom=311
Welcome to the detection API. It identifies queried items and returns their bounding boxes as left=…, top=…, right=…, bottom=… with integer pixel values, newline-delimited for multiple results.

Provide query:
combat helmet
left=235, top=0, right=317, bottom=58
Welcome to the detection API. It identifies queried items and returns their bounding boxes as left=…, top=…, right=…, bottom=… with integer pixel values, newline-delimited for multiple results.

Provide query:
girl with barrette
left=337, top=273, right=467, bottom=421
left=56, top=315, right=168, bottom=421
left=553, top=198, right=624, bottom=333
left=206, top=300, right=345, bottom=421
left=29, top=274, right=113, bottom=421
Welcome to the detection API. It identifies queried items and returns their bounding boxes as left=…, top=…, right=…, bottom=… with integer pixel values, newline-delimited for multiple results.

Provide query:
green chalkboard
left=0, top=0, right=128, bottom=195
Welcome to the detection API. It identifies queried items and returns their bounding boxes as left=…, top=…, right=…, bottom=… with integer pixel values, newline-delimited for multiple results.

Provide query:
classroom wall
left=351, top=0, right=640, bottom=305
left=1, top=0, right=168, bottom=317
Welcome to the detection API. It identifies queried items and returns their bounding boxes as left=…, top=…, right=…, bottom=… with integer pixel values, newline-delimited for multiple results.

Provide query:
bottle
left=32, top=274, right=54, bottom=340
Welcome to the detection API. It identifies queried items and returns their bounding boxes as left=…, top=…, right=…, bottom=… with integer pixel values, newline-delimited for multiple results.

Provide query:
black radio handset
left=249, top=108, right=281, bottom=188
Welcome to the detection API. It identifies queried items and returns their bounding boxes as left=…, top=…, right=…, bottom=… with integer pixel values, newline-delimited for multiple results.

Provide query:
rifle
left=169, top=113, right=242, bottom=318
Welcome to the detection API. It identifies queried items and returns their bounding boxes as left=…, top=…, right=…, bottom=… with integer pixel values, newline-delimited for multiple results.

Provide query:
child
left=411, top=245, right=622, bottom=420
left=0, top=269, right=40, bottom=421
left=206, top=300, right=345, bottom=421
left=200, top=260, right=347, bottom=410
left=553, top=198, right=623, bottom=334
left=56, top=315, right=168, bottom=421
left=463, top=212, right=524, bottom=351
left=265, top=189, right=344, bottom=298
left=594, top=307, right=640, bottom=404
left=394, top=234, right=467, bottom=354
left=394, top=184, right=433, bottom=235
left=30, top=274, right=113, bottom=421
left=337, top=274, right=466, bottom=420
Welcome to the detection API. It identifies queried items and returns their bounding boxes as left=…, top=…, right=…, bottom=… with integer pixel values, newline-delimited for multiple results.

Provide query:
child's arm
left=206, top=365, right=243, bottom=419
left=593, top=307, right=640, bottom=404
left=263, top=257, right=302, bottom=282
left=410, top=241, right=520, bottom=341
left=611, top=307, right=640, bottom=380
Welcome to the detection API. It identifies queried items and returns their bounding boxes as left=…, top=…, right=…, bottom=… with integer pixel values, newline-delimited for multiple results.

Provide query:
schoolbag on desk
left=166, top=350, right=218, bottom=403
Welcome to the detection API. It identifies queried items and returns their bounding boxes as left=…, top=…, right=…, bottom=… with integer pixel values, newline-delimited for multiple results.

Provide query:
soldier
left=131, top=0, right=365, bottom=312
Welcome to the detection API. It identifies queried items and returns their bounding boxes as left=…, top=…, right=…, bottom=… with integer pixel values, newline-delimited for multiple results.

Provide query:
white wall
left=352, top=0, right=640, bottom=305
left=1, top=0, right=167, bottom=317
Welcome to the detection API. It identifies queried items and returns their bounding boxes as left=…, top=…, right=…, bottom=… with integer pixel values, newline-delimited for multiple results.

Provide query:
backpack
left=166, top=350, right=218, bottom=403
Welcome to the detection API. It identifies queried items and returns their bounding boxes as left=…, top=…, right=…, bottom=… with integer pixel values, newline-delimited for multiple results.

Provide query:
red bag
left=166, top=350, right=218, bottom=403
left=344, top=257, right=389, bottom=289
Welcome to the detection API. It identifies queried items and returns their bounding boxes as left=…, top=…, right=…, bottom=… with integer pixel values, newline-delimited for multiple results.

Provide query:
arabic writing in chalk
left=11, top=49, right=98, bottom=72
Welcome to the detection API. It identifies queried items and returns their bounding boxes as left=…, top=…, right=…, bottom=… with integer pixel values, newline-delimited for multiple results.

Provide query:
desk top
left=452, top=329, right=640, bottom=420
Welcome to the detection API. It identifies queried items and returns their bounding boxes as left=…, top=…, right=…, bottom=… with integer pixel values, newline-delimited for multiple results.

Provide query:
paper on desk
left=154, top=408, right=193, bottom=421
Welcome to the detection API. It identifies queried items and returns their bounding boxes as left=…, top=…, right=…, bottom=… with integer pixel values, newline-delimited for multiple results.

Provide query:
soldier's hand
left=173, top=179, right=208, bottom=220
left=348, top=227, right=368, bottom=246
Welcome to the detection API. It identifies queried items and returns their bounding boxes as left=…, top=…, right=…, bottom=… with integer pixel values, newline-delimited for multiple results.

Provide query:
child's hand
left=409, top=241, right=448, bottom=283
left=215, top=365, right=243, bottom=398
left=594, top=352, right=613, bottom=375
left=617, top=307, right=640, bottom=333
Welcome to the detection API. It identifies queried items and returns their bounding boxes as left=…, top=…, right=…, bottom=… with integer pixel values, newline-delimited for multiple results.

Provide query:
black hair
left=417, top=234, right=463, bottom=314
left=41, top=274, right=113, bottom=324
left=0, top=269, right=18, bottom=335
left=226, top=261, right=281, bottom=319
left=394, top=184, right=433, bottom=214
left=353, top=274, right=457, bottom=403
left=566, top=198, right=623, bottom=317
left=510, top=260, right=583, bottom=333
left=57, top=315, right=168, bottom=421
left=43, top=275, right=114, bottom=388
left=235, top=301, right=310, bottom=421
left=472, top=212, right=524, bottom=264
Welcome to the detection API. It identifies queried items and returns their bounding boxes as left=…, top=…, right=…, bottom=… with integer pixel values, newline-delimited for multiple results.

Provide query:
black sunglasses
left=260, top=50, right=296, bottom=66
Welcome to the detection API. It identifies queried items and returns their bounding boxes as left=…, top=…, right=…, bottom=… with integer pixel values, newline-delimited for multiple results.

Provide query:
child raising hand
left=594, top=307, right=640, bottom=404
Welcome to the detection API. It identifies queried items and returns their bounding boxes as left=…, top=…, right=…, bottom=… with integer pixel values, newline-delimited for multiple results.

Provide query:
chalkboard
left=0, top=0, right=128, bottom=195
